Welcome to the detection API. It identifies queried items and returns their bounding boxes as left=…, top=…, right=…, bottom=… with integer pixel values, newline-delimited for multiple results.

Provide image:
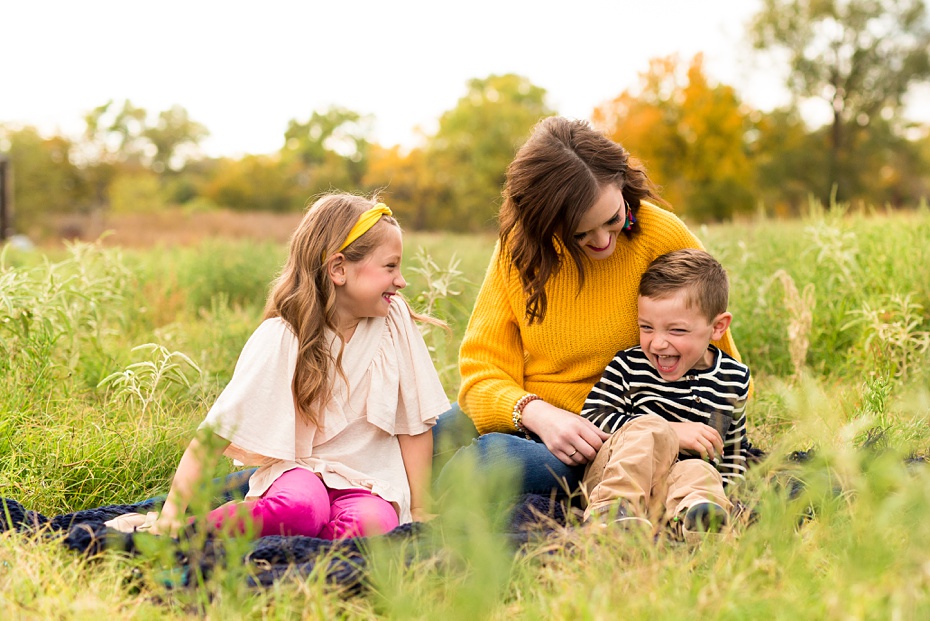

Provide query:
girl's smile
left=334, top=224, right=407, bottom=332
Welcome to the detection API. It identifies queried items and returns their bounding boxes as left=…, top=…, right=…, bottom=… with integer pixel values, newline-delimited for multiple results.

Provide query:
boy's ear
left=710, top=311, right=732, bottom=341
left=327, top=253, right=347, bottom=286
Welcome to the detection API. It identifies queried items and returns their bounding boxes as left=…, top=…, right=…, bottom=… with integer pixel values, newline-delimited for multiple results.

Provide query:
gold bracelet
left=512, top=393, right=541, bottom=440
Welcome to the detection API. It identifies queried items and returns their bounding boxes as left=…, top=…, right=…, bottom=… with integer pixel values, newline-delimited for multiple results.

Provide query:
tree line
left=2, top=0, right=929, bottom=236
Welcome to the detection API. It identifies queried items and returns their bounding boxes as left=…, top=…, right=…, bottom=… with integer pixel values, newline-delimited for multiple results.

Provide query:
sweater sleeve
left=457, top=243, right=530, bottom=434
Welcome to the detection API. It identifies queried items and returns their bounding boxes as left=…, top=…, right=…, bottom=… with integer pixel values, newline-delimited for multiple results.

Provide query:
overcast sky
left=6, top=0, right=920, bottom=159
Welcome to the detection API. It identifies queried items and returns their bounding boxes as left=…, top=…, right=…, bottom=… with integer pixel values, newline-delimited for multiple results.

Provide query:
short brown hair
left=638, top=249, right=729, bottom=321
left=498, top=116, right=665, bottom=324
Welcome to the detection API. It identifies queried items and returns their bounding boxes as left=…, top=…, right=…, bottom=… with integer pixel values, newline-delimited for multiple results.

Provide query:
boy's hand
left=669, top=421, right=724, bottom=461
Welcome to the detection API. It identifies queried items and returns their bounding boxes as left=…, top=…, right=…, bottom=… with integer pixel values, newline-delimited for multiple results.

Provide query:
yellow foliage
left=593, top=54, right=756, bottom=220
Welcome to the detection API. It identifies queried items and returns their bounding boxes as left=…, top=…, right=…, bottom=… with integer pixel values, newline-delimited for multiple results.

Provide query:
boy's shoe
left=674, top=502, right=729, bottom=544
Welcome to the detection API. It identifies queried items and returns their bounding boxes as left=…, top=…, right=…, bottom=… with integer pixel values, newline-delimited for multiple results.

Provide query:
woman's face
left=572, top=184, right=627, bottom=260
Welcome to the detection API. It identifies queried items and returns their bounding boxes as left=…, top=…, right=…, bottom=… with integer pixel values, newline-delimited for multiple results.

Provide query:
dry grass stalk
left=772, top=269, right=816, bottom=380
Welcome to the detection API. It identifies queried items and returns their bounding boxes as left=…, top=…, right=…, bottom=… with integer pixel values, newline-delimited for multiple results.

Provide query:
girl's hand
left=669, top=421, right=724, bottom=460
left=148, top=512, right=182, bottom=537
left=411, top=507, right=437, bottom=523
left=520, top=399, right=610, bottom=466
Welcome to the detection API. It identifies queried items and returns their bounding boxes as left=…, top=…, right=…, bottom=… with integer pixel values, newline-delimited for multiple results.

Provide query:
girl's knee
left=325, top=492, right=399, bottom=539
left=360, top=499, right=400, bottom=535
left=254, top=469, right=331, bottom=537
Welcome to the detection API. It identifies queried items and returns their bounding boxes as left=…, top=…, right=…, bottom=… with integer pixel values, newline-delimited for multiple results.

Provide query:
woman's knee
left=436, top=433, right=582, bottom=499
left=432, top=403, right=479, bottom=476
left=438, top=433, right=528, bottom=482
left=432, top=403, right=478, bottom=452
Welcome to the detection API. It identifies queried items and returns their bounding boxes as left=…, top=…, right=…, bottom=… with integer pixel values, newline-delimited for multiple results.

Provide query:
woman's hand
left=669, top=421, right=724, bottom=461
left=520, top=399, right=610, bottom=465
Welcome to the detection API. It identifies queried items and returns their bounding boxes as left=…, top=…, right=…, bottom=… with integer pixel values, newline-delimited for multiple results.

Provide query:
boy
left=580, top=248, right=750, bottom=541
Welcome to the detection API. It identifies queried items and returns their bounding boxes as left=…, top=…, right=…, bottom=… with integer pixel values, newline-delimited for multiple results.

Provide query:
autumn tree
left=593, top=55, right=756, bottom=220
left=424, top=74, right=553, bottom=231
left=750, top=0, right=930, bottom=203
left=363, top=144, right=438, bottom=229
left=202, top=154, right=302, bottom=212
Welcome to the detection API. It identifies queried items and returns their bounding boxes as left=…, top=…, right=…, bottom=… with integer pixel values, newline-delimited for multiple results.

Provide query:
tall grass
left=1, top=203, right=929, bottom=619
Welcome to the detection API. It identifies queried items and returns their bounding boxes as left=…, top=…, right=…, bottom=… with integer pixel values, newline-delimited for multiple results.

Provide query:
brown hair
left=263, top=193, right=402, bottom=425
left=638, top=249, right=729, bottom=321
left=499, top=116, right=665, bottom=324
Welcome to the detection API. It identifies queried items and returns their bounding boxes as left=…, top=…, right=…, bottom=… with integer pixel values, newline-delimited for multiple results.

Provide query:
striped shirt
left=580, top=345, right=751, bottom=487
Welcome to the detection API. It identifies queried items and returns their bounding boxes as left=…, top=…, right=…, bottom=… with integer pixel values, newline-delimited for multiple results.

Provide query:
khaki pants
left=582, top=414, right=731, bottom=523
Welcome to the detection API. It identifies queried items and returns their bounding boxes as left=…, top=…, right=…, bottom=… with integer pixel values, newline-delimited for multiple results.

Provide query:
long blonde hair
left=263, top=193, right=400, bottom=424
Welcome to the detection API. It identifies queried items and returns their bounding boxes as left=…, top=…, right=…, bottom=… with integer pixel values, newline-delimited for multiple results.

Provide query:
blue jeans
left=432, top=405, right=586, bottom=503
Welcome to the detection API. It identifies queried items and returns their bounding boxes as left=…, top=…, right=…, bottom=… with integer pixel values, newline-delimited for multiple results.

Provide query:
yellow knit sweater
left=458, top=201, right=744, bottom=434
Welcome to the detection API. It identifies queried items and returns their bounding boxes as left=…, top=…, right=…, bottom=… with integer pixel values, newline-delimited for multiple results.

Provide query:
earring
left=622, top=209, right=636, bottom=231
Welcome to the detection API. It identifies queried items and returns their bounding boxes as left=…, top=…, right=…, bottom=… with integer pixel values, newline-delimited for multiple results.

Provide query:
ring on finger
left=569, top=448, right=578, bottom=457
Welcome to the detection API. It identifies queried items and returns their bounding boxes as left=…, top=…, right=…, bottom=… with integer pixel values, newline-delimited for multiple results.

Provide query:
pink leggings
left=204, top=468, right=399, bottom=539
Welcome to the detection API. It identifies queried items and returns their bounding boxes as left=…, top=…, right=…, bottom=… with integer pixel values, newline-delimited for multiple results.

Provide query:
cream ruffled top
left=198, top=299, right=450, bottom=523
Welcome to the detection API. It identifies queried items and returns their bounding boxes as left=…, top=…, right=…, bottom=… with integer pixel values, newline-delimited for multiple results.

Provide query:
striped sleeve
left=580, top=350, right=642, bottom=432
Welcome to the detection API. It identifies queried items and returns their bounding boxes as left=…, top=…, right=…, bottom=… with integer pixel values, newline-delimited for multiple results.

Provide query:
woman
left=435, top=116, right=745, bottom=501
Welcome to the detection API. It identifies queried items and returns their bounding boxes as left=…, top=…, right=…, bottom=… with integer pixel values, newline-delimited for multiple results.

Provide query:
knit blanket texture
left=0, top=493, right=566, bottom=592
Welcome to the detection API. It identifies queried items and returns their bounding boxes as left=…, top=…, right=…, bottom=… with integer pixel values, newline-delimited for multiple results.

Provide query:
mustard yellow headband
left=337, top=203, right=393, bottom=252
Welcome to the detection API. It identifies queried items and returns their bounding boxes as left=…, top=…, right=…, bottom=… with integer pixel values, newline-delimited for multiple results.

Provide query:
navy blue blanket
left=0, top=493, right=566, bottom=592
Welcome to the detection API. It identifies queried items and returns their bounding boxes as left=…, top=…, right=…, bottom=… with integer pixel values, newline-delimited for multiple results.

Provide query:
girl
left=152, top=194, right=450, bottom=539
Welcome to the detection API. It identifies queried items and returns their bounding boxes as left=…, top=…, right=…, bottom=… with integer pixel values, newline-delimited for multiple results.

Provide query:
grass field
left=1, top=201, right=929, bottom=619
